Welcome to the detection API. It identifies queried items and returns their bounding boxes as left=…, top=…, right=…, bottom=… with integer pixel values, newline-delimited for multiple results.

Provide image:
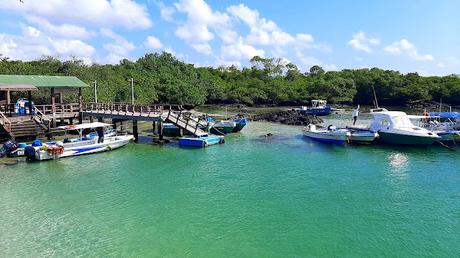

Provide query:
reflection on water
left=388, top=152, right=410, bottom=176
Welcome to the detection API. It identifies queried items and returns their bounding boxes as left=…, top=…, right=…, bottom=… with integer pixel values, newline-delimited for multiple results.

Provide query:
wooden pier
left=81, top=102, right=209, bottom=141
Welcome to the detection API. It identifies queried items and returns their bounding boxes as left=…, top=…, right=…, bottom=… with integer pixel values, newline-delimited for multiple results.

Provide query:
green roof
left=0, top=75, right=88, bottom=88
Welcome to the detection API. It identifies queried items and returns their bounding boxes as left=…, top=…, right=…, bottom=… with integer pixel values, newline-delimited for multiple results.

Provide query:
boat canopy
left=428, top=112, right=460, bottom=119
left=370, top=111, right=417, bottom=130
left=311, top=99, right=327, bottom=108
left=57, top=122, right=112, bottom=130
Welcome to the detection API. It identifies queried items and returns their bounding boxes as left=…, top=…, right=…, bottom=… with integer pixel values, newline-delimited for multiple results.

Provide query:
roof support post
left=6, top=90, right=10, bottom=105
left=27, top=90, right=33, bottom=115
left=78, top=87, right=83, bottom=124
left=51, top=87, right=56, bottom=128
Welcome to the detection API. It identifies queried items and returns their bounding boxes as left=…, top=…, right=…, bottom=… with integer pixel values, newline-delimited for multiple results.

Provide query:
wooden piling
left=158, top=121, right=163, bottom=140
left=133, top=120, right=139, bottom=143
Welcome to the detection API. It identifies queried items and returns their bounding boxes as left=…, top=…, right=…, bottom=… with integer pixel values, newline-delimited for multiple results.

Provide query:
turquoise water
left=1, top=120, right=459, bottom=257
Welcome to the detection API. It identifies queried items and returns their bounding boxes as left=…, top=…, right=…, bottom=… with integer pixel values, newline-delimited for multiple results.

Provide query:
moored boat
left=24, top=122, right=134, bottom=161
left=297, top=100, right=332, bottom=116
left=303, top=124, right=350, bottom=144
left=210, top=121, right=236, bottom=135
left=178, top=134, right=225, bottom=148
left=369, top=109, right=440, bottom=145
left=232, top=118, right=248, bottom=132
left=345, top=127, right=379, bottom=144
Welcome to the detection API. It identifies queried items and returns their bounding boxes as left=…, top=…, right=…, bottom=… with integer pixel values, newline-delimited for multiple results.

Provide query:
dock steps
left=163, top=111, right=208, bottom=137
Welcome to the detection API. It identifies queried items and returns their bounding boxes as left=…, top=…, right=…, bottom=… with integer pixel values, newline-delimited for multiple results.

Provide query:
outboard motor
left=24, top=146, right=37, bottom=161
left=0, top=140, right=18, bottom=157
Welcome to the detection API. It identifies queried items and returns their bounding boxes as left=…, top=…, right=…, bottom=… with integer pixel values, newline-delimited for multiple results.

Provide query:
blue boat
left=297, top=100, right=332, bottom=116
left=178, top=134, right=225, bottom=148
left=232, top=118, right=248, bottom=132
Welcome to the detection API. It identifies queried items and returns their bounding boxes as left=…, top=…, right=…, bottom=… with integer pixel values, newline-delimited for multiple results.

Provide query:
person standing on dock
left=352, top=105, right=360, bottom=125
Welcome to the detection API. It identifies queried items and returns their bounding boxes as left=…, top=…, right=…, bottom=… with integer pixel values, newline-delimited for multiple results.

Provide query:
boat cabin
left=370, top=111, right=419, bottom=131
left=311, top=100, right=327, bottom=109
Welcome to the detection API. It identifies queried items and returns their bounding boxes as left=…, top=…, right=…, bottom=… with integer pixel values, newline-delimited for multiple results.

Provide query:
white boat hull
left=303, top=125, right=350, bottom=144
left=34, top=135, right=134, bottom=160
left=349, top=131, right=379, bottom=144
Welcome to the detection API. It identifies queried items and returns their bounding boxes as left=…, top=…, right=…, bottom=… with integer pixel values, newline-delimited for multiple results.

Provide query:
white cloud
left=192, top=43, right=213, bottom=55
left=384, top=39, right=434, bottom=61
left=26, top=16, right=95, bottom=39
left=0, top=0, right=152, bottom=29
left=144, top=35, right=163, bottom=50
left=0, top=26, right=95, bottom=63
left=174, top=0, right=236, bottom=45
left=101, top=28, right=135, bottom=63
left=156, top=1, right=176, bottom=22
left=227, top=4, right=293, bottom=46
left=348, top=31, right=380, bottom=53
left=221, top=37, right=265, bottom=61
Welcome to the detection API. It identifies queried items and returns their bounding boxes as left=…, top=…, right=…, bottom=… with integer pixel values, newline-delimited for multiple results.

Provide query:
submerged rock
left=250, top=110, right=323, bottom=126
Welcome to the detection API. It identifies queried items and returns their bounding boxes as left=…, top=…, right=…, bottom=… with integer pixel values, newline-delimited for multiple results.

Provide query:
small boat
left=346, top=127, right=379, bottom=144
left=24, top=122, right=134, bottom=161
left=369, top=109, right=440, bottom=145
left=210, top=121, right=236, bottom=135
left=232, top=118, right=248, bottom=132
left=178, top=134, right=225, bottom=148
left=297, top=100, right=332, bottom=116
left=303, top=124, right=350, bottom=144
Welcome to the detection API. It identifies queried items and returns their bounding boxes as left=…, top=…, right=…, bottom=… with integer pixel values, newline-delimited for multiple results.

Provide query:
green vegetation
left=1, top=53, right=459, bottom=106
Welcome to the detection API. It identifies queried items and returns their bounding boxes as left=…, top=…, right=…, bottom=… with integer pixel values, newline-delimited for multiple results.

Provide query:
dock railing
left=0, top=109, right=12, bottom=132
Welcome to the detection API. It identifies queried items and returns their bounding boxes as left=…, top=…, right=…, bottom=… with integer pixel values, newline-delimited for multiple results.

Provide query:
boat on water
left=297, top=100, right=332, bottom=116
left=369, top=108, right=440, bottom=145
left=210, top=121, right=236, bottom=135
left=345, top=127, right=379, bottom=144
left=414, top=112, right=460, bottom=143
left=8, top=127, right=118, bottom=157
left=178, top=134, right=225, bottom=148
left=24, top=122, right=133, bottom=161
left=232, top=118, right=248, bottom=132
left=303, top=124, right=350, bottom=144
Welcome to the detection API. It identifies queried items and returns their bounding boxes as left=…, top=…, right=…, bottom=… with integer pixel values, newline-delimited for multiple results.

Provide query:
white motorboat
left=9, top=125, right=118, bottom=157
left=24, top=122, right=134, bottom=161
left=369, top=108, right=440, bottom=145
left=303, top=124, right=350, bottom=144
left=345, top=127, right=379, bottom=144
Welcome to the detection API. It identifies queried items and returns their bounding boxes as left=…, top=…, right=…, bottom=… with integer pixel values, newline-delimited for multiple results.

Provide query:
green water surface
left=1, top=120, right=459, bottom=257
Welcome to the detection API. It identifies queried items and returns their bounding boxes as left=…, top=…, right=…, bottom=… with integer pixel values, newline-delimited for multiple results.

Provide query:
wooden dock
left=1, top=102, right=210, bottom=141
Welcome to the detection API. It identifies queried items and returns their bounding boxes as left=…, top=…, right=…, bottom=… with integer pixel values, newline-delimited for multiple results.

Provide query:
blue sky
left=0, top=0, right=459, bottom=75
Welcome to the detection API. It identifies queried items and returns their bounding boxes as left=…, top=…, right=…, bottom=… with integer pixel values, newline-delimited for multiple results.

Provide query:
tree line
left=1, top=53, right=459, bottom=106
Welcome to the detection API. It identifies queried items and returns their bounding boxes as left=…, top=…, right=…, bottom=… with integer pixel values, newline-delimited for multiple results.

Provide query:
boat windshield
left=391, top=115, right=415, bottom=128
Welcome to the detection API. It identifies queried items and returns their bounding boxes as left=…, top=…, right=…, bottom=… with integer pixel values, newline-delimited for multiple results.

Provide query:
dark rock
left=250, top=110, right=323, bottom=126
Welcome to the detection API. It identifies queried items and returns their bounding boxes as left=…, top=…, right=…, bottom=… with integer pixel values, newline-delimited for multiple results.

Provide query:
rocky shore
left=249, top=110, right=323, bottom=126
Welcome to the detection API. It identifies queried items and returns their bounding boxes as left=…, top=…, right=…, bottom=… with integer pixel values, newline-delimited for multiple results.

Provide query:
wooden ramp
left=163, top=111, right=208, bottom=137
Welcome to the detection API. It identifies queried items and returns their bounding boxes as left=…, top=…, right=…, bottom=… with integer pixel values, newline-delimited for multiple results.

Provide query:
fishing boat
left=297, top=100, right=332, bottom=116
left=210, top=121, right=236, bottom=135
left=178, top=134, right=225, bottom=148
left=24, top=122, right=133, bottom=161
left=232, top=118, right=248, bottom=132
left=303, top=124, right=350, bottom=144
left=369, top=109, right=440, bottom=145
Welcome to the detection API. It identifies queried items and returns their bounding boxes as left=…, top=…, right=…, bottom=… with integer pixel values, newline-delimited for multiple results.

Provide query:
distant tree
left=309, top=65, right=325, bottom=77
